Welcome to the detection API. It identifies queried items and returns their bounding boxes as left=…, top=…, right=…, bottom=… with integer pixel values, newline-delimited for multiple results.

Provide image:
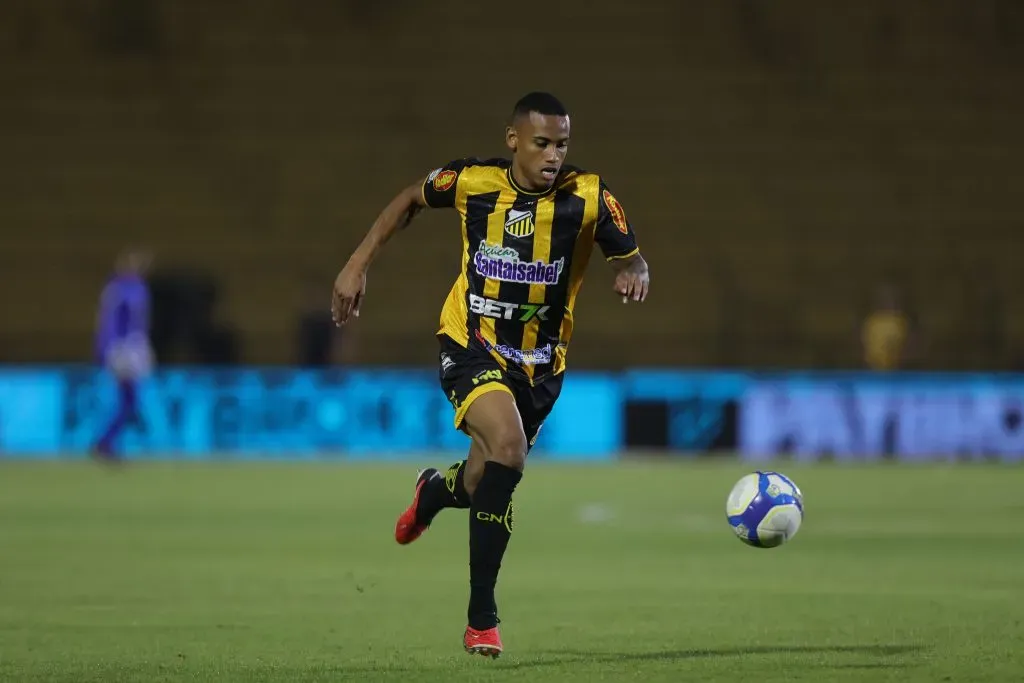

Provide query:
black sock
left=468, top=460, right=522, bottom=630
left=416, top=461, right=470, bottom=525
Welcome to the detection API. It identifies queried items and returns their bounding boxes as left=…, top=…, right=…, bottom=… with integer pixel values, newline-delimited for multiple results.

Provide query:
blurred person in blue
left=92, top=248, right=154, bottom=460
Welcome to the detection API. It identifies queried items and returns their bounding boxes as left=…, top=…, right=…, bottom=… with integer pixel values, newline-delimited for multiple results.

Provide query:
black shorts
left=437, top=335, right=564, bottom=449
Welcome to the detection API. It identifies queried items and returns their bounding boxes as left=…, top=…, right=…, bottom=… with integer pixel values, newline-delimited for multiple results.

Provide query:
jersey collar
left=506, top=166, right=557, bottom=198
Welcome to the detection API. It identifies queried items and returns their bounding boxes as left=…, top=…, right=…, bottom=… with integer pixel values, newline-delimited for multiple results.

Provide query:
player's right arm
left=331, top=159, right=467, bottom=326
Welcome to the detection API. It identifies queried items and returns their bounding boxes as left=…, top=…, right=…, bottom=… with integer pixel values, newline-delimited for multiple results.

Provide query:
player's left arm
left=610, top=251, right=649, bottom=303
left=595, top=180, right=650, bottom=303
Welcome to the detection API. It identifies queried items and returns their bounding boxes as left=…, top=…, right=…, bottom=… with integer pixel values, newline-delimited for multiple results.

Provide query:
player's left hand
left=332, top=261, right=367, bottom=326
left=614, top=255, right=649, bottom=303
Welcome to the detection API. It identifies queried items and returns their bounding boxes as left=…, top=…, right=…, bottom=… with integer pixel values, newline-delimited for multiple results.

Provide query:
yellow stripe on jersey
left=436, top=179, right=473, bottom=346
left=554, top=176, right=600, bottom=374
left=479, top=188, right=517, bottom=370
left=520, top=198, right=555, bottom=383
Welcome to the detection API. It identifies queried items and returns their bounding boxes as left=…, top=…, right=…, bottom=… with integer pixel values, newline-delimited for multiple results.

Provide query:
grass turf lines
left=1, top=459, right=1022, bottom=682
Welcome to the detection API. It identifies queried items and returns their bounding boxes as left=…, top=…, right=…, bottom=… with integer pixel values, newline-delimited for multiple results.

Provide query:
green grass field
left=1, top=458, right=1022, bottom=682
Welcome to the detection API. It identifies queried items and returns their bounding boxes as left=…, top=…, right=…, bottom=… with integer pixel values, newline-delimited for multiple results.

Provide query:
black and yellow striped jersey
left=421, top=157, right=639, bottom=385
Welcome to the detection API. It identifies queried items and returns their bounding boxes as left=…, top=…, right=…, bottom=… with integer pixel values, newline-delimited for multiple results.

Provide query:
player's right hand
left=332, top=261, right=367, bottom=326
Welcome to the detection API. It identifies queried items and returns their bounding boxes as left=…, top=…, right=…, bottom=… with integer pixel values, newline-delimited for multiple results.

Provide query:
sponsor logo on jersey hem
left=492, top=342, right=553, bottom=366
left=474, top=330, right=555, bottom=366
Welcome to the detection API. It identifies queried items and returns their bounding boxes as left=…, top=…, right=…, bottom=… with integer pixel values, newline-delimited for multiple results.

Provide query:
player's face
left=506, top=112, right=570, bottom=191
left=125, top=250, right=153, bottom=274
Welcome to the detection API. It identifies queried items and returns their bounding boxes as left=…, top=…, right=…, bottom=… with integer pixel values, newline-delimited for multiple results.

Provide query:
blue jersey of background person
left=92, top=249, right=153, bottom=459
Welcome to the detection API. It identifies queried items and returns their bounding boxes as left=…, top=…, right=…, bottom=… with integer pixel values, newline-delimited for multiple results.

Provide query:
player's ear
left=505, top=126, right=517, bottom=153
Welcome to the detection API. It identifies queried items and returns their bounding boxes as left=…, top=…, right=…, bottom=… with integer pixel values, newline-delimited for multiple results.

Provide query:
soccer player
left=92, top=248, right=154, bottom=460
left=331, top=92, right=650, bottom=657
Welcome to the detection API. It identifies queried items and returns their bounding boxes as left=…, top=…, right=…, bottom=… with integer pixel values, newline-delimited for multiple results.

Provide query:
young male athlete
left=331, top=92, right=650, bottom=657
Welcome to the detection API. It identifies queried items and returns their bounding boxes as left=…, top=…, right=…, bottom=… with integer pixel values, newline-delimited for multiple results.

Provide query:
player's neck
left=508, top=163, right=546, bottom=193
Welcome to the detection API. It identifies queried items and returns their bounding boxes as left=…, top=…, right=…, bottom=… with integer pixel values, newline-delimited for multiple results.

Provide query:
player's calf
left=461, top=391, right=527, bottom=631
left=466, top=459, right=521, bottom=629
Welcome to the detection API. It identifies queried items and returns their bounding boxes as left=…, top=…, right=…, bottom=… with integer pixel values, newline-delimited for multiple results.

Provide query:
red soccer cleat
left=463, top=625, right=503, bottom=658
left=394, top=468, right=437, bottom=545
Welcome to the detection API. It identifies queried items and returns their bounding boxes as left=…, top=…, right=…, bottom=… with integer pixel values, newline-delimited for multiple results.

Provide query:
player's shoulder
left=462, top=157, right=511, bottom=183
left=556, top=164, right=604, bottom=193
left=561, top=163, right=590, bottom=177
left=470, top=157, right=511, bottom=170
left=427, top=157, right=508, bottom=189
left=422, top=157, right=510, bottom=206
left=434, top=156, right=509, bottom=172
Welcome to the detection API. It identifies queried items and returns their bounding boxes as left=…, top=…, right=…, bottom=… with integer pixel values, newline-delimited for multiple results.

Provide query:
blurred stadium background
left=1, top=2, right=1023, bottom=681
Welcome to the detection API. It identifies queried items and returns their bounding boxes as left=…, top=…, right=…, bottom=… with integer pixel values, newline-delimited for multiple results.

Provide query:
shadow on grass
left=499, top=643, right=926, bottom=670
left=324, top=643, right=926, bottom=676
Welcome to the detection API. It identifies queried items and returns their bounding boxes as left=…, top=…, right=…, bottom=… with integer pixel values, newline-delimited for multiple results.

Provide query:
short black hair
left=511, top=91, right=568, bottom=121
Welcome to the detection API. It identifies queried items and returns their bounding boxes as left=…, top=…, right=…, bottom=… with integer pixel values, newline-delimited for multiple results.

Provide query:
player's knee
left=486, top=427, right=527, bottom=472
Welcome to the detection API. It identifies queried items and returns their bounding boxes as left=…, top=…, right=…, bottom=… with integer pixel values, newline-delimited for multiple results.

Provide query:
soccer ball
left=726, top=471, right=804, bottom=548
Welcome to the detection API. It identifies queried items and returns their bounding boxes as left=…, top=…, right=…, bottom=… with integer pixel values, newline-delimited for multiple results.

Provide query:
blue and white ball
left=726, top=471, right=804, bottom=548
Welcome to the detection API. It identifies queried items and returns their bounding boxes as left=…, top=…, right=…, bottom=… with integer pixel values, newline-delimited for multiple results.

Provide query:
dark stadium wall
left=1, top=0, right=1021, bottom=369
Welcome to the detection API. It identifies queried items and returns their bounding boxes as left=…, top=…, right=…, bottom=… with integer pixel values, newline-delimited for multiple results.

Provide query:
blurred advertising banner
left=0, top=367, right=619, bottom=460
left=621, top=371, right=746, bottom=453
left=3, top=367, right=1023, bottom=460
left=739, top=377, right=1024, bottom=461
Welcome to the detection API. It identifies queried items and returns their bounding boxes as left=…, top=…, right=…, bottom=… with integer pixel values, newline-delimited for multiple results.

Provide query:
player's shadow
left=322, top=644, right=926, bottom=676
left=504, top=644, right=926, bottom=670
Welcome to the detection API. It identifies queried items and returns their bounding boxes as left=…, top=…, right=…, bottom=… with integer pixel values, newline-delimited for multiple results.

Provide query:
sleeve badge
left=602, top=189, right=629, bottom=235
left=433, top=169, right=458, bottom=192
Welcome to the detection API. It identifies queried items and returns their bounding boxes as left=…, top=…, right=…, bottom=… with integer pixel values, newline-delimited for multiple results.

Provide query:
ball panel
left=756, top=504, right=802, bottom=547
left=739, top=489, right=776, bottom=530
left=725, top=473, right=760, bottom=517
left=764, top=473, right=795, bottom=497
left=767, top=472, right=803, bottom=500
left=727, top=514, right=758, bottom=545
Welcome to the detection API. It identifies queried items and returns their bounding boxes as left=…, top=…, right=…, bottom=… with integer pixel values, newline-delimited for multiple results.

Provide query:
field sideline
left=1, top=457, right=1022, bottom=682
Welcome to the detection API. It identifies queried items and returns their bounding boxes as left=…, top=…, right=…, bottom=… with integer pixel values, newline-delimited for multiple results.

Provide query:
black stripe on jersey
left=463, top=190, right=501, bottom=348
left=492, top=193, right=539, bottom=353
left=531, top=189, right=586, bottom=381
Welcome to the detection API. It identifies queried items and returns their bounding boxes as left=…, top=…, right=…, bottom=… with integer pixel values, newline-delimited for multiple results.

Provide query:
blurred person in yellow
left=861, top=283, right=912, bottom=371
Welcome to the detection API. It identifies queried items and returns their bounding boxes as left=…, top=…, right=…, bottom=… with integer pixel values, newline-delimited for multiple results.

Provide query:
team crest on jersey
left=602, top=189, right=629, bottom=235
left=504, top=208, right=535, bottom=238
left=433, top=169, right=457, bottom=192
